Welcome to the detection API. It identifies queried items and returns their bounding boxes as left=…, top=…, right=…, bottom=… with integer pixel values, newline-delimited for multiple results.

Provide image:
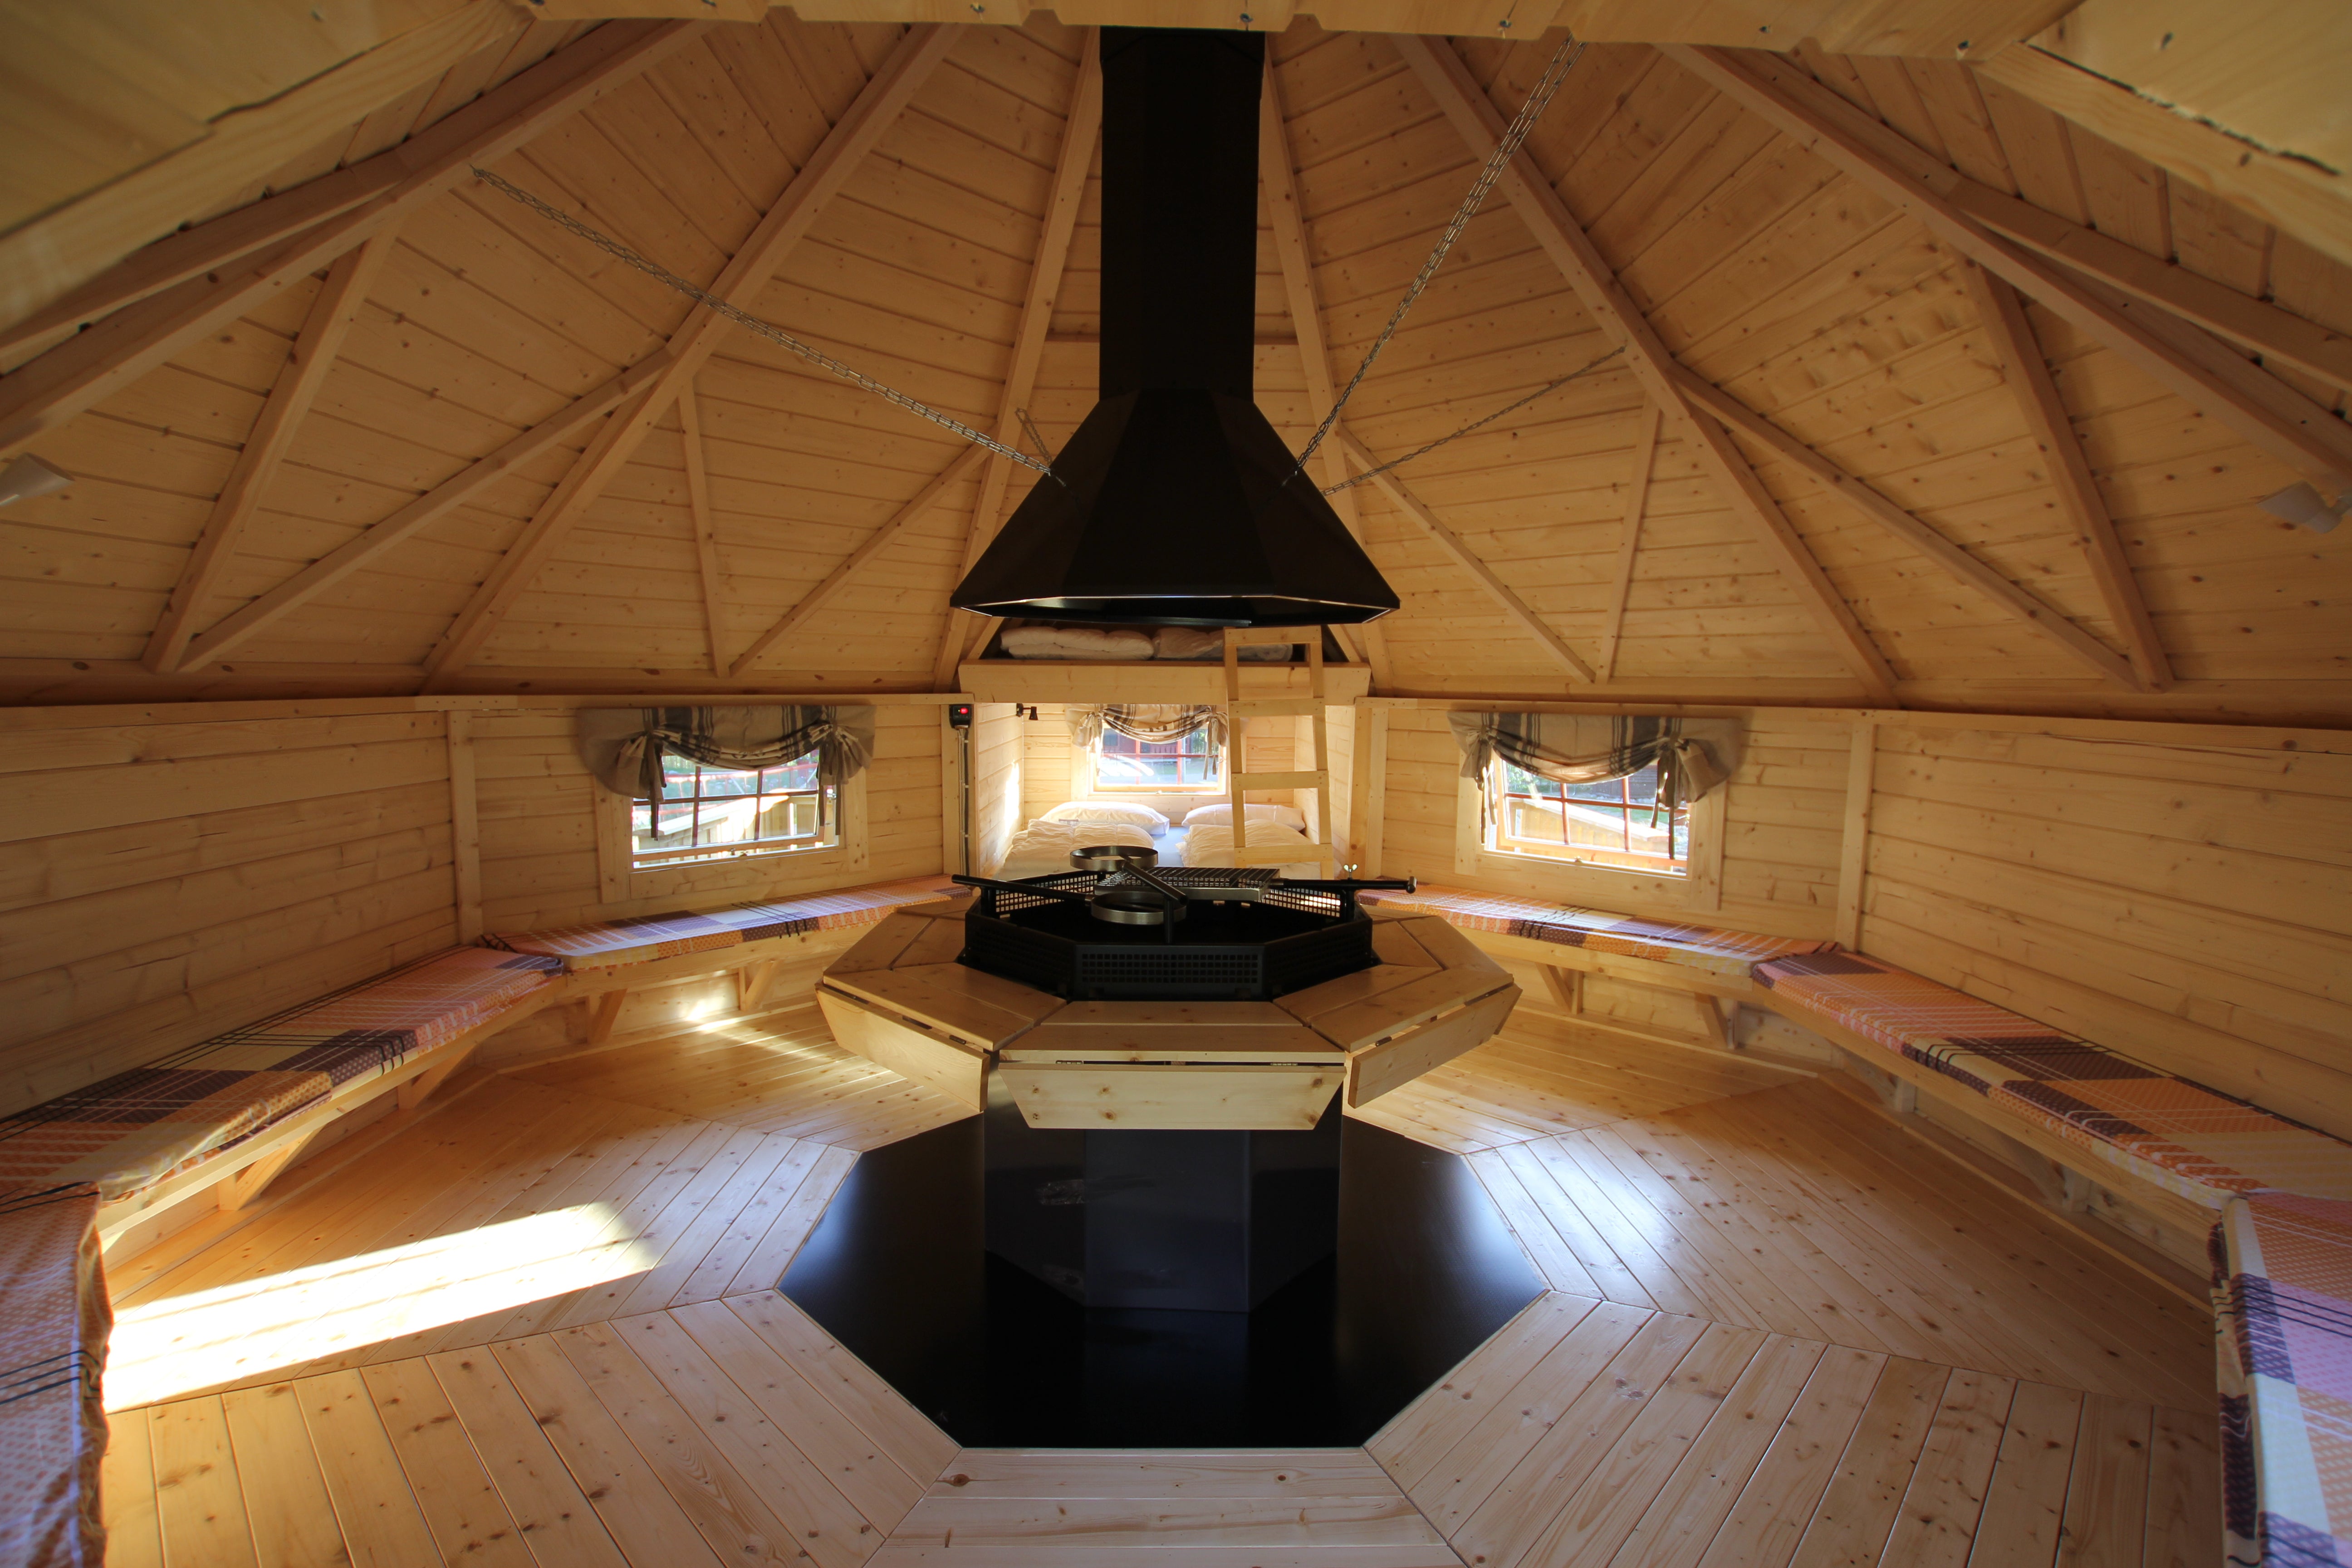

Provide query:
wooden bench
left=2214, top=1191, right=2352, bottom=1567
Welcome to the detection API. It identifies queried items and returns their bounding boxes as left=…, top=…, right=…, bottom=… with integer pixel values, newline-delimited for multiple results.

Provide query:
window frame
left=1087, top=724, right=1227, bottom=795
left=1484, top=759, right=1690, bottom=874
left=594, top=755, right=868, bottom=907
left=629, top=750, right=839, bottom=871
left=1454, top=762, right=1724, bottom=912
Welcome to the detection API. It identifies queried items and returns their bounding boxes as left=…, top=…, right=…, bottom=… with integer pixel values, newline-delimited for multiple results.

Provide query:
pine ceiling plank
left=1671, top=45, right=2352, bottom=497
left=143, top=228, right=403, bottom=676
left=1959, top=261, right=2174, bottom=692
left=1338, top=428, right=1597, bottom=684
left=0, top=20, right=710, bottom=460
left=1668, top=363, right=2146, bottom=690
left=931, top=29, right=1100, bottom=691
left=1263, top=56, right=1392, bottom=689
left=1394, top=33, right=1899, bottom=706
left=423, top=22, right=961, bottom=685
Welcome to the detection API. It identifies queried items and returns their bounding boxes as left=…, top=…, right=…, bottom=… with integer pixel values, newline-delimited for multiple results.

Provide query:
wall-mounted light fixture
left=2259, top=482, right=2347, bottom=534
left=0, top=454, right=71, bottom=507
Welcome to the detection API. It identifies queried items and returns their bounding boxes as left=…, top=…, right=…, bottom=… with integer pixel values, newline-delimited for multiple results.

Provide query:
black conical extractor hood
left=949, top=28, right=1399, bottom=629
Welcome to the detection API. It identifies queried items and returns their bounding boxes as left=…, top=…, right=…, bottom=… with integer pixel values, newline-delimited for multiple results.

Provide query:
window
left=1092, top=726, right=1224, bottom=791
left=1485, top=758, right=1687, bottom=874
left=629, top=748, right=838, bottom=870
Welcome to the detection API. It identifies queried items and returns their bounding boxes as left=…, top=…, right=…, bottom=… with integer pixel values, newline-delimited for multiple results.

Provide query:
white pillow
left=994, top=820, right=1154, bottom=878
left=1182, top=802, right=1308, bottom=831
left=1182, top=821, right=1321, bottom=878
left=1001, top=624, right=1155, bottom=660
left=1039, top=800, right=1170, bottom=836
left=1150, top=627, right=1296, bottom=662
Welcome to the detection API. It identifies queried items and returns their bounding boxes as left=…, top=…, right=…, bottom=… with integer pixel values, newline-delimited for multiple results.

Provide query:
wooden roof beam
left=679, top=385, right=726, bottom=677
left=931, top=31, right=1103, bottom=691
left=1336, top=428, right=1596, bottom=683
left=0, top=0, right=525, bottom=343
left=1260, top=59, right=1390, bottom=690
left=144, top=227, right=402, bottom=675
left=1394, top=33, right=1900, bottom=706
left=734, top=446, right=985, bottom=678
left=424, top=22, right=961, bottom=686
left=0, top=19, right=708, bottom=459
left=1958, top=261, right=2174, bottom=691
left=1597, top=402, right=1661, bottom=682
left=1668, top=45, right=2352, bottom=503
left=178, top=353, right=673, bottom=671
left=1667, top=365, right=2151, bottom=691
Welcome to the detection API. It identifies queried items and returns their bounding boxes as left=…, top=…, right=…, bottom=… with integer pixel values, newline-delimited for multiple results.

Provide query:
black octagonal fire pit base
left=776, top=1109, right=1544, bottom=1448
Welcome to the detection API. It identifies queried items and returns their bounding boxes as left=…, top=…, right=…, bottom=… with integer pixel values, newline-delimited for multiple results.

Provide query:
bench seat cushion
left=1755, top=951, right=2352, bottom=1207
left=0, top=948, right=560, bottom=1201
left=482, top=875, right=958, bottom=971
left=1358, top=884, right=1831, bottom=978
left=0, top=1184, right=107, bottom=1567
left=2215, top=1191, right=2352, bottom=1568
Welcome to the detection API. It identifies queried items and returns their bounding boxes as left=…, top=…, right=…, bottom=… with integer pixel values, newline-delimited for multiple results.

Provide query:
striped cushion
left=2215, top=1192, right=2352, bottom=1568
left=0, top=948, right=559, bottom=1200
left=1359, top=884, right=1830, bottom=978
left=484, top=875, right=958, bottom=971
left=1755, top=951, right=2352, bottom=1207
left=0, top=1184, right=107, bottom=1568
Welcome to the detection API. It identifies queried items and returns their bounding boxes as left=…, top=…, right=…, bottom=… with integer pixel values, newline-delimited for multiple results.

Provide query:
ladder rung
left=1233, top=770, right=1325, bottom=789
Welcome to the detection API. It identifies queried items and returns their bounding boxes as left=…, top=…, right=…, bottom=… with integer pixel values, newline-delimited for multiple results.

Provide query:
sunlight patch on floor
left=104, top=1202, right=657, bottom=1410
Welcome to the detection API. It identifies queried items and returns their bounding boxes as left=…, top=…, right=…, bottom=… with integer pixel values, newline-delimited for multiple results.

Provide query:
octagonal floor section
left=98, top=1001, right=2221, bottom=1566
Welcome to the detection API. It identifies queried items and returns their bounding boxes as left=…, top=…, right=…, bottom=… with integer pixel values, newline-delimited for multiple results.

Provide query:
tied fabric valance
left=1067, top=704, right=1227, bottom=752
left=576, top=706, right=874, bottom=802
left=1448, top=712, right=1736, bottom=810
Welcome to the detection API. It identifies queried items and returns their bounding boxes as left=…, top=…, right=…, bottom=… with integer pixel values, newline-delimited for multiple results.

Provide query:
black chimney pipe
left=947, top=28, right=1399, bottom=629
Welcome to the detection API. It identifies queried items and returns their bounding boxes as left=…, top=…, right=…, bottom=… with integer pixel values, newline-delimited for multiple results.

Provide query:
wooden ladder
left=1221, top=626, right=1336, bottom=874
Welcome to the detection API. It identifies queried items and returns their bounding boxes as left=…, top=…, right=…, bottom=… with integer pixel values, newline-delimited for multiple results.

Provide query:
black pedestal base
left=778, top=1106, right=1544, bottom=1447
left=982, top=1077, right=1341, bottom=1312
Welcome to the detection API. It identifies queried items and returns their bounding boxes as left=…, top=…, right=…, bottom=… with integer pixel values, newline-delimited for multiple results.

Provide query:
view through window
left=631, top=748, right=836, bottom=868
left=1093, top=726, right=1223, bottom=790
left=1487, top=758, right=1688, bottom=873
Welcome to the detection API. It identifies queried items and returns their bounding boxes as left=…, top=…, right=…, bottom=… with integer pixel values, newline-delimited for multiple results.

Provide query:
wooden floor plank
left=217, top=1382, right=348, bottom=1568
left=428, top=1346, right=635, bottom=1568
left=1467, top=1147, right=1606, bottom=1296
left=1370, top=1291, right=1601, bottom=1493
left=2141, top=1404, right=2222, bottom=1568
left=719, top=1291, right=962, bottom=1484
left=150, top=1396, right=261, bottom=1568
left=294, top=1369, right=446, bottom=1568
left=2058, top=1394, right=2154, bottom=1568
left=1968, top=1381, right=2087, bottom=1568
left=1784, top=1356, right=1948, bottom=1568
left=359, top=1357, right=538, bottom=1566
left=100, top=1406, right=165, bottom=1568
left=1693, top=1345, right=1888, bottom=1568
left=489, top=1333, right=733, bottom=1568
left=1877, top=1368, right=2016, bottom=1568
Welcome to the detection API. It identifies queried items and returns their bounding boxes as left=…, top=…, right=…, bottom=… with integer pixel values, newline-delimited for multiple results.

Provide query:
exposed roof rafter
left=931, top=29, right=1103, bottom=691
left=0, top=19, right=708, bottom=459
left=679, top=384, right=726, bottom=677
left=1597, top=402, right=1661, bottom=683
left=1394, top=32, right=1901, bottom=706
left=145, top=226, right=402, bottom=675
left=422, top=21, right=962, bottom=686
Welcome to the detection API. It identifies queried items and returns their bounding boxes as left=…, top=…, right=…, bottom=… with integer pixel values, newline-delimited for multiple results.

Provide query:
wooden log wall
left=470, top=703, right=943, bottom=931
left=969, top=701, right=1023, bottom=874
left=1857, top=718, right=2352, bottom=1141
left=0, top=706, right=462, bottom=1117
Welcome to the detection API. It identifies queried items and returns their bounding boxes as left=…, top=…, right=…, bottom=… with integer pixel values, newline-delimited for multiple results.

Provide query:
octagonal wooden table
left=814, top=891, right=1520, bottom=1130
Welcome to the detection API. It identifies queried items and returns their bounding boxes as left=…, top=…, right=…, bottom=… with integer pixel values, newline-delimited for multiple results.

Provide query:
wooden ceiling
left=2, top=8, right=2348, bottom=719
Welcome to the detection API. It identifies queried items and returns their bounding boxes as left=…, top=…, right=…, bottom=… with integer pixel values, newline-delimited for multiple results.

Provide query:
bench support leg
left=217, top=1122, right=329, bottom=1213
left=738, top=960, right=781, bottom=1014
left=586, top=989, right=628, bottom=1047
left=1692, top=994, right=1736, bottom=1053
left=1542, top=966, right=1584, bottom=1016
left=397, top=1044, right=479, bottom=1112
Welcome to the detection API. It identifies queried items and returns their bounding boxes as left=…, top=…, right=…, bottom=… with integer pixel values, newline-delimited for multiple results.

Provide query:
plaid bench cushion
left=0, top=1184, right=108, bottom=1567
left=1358, top=884, right=1832, bottom=978
left=481, top=875, right=959, bottom=971
left=1755, top=951, right=2352, bottom=1208
left=0, top=948, right=560, bottom=1201
left=2215, top=1192, right=2352, bottom=1568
